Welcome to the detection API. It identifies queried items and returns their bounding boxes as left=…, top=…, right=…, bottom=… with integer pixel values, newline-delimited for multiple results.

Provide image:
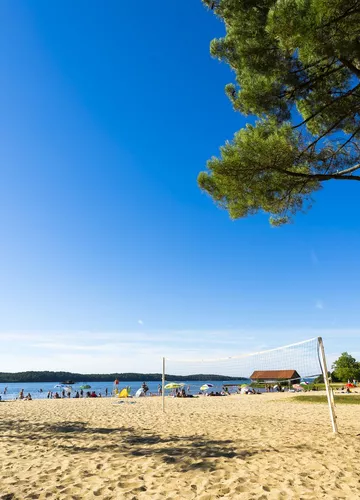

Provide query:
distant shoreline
left=0, top=371, right=247, bottom=384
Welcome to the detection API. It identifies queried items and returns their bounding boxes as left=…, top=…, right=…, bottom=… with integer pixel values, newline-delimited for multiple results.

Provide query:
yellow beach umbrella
left=164, top=383, right=184, bottom=390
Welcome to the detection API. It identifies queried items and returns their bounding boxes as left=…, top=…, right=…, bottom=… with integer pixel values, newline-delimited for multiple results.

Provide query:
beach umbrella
left=135, top=388, right=145, bottom=398
left=346, top=383, right=355, bottom=388
left=200, top=384, right=213, bottom=391
left=240, top=384, right=249, bottom=388
left=293, top=384, right=303, bottom=391
left=164, top=383, right=184, bottom=390
left=300, top=382, right=309, bottom=385
left=79, top=385, right=91, bottom=390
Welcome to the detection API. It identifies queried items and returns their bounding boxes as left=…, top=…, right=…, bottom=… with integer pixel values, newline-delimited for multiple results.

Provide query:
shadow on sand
left=0, top=419, right=291, bottom=472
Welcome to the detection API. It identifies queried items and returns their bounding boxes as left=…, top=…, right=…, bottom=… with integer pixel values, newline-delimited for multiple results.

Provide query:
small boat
left=61, top=380, right=75, bottom=385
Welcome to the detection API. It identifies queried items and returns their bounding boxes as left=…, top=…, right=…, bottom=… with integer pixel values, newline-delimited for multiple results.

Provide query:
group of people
left=338, top=386, right=356, bottom=394
left=206, top=391, right=226, bottom=397
left=174, top=387, right=194, bottom=398
left=18, top=389, right=32, bottom=400
left=264, top=384, right=290, bottom=392
left=203, top=386, right=260, bottom=396
left=204, top=386, right=231, bottom=396
left=264, top=384, right=277, bottom=392
left=47, top=387, right=109, bottom=399
left=13, top=387, right=111, bottom=400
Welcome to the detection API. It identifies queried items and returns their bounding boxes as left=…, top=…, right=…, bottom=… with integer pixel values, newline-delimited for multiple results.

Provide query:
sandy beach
left=1, top=392, right=360, bottom=499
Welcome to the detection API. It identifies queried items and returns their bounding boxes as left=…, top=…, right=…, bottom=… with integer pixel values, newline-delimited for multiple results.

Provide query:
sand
left=1, top=392, right=360, bottom=499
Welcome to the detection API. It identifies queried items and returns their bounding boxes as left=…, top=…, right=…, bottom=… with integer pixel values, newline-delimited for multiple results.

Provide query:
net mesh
left=165, top=337, right=322, bottom=383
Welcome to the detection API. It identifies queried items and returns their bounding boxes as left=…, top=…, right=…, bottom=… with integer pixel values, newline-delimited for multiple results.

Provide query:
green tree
left=314, top=371, right=340, bottom=383
left=332, top=352, right=360, bottom=382
left=198, top=0, right=360, bottom=225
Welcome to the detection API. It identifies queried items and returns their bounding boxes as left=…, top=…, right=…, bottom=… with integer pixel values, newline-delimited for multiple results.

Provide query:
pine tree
left=199, top=0, right=360, bottom=224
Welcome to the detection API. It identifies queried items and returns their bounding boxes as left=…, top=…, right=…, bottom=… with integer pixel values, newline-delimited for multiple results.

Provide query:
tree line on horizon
left=1, top=353, right=356, bottom=383
left=0, top=371, right=247, bottom=384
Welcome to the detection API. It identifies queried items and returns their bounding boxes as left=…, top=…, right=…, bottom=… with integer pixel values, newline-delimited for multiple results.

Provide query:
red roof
left=250, top=370, right=300, bottom=381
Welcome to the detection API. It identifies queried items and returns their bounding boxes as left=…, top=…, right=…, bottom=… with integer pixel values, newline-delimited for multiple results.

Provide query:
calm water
left=0, top=379, right=251, bottom=400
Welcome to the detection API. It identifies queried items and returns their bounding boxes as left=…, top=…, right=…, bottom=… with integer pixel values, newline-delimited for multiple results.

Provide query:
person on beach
left=158, top=384, right=162, bottom=396
left=19, top=389, right=24, bottom=400
left=25, top=393, right=32, bottom=401
left=74, top=391, right=80, bottom=398
left=105, top=388, right=108, bottom=397
left=80, top=389, right=84, bottom=397
left=61, top=389, right=65, bottom=398
left=4, top=386, right=7, bottom=395
left=47, top=391, right=51, bottom=399
left=54, top=392, right=60, bottom=399
left=113, top=379, right=120, bottom=395
left=142, top=382, right=149, bottom=395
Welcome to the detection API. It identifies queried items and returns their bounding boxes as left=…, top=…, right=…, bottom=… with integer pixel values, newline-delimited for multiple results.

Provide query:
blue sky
left=1, top=0, right=359, bottom=373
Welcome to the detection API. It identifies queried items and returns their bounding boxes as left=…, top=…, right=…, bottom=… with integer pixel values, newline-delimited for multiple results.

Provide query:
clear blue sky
left=1, top=0, right=359, bottom=372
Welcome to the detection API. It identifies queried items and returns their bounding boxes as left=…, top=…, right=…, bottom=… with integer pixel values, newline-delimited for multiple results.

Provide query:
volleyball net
left=161, top=337, right=338, bottom=432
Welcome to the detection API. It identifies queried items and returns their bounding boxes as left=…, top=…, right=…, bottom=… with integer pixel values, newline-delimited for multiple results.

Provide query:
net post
left=318, top=337, right=338, bottom=434
left=162, top=357, right=165, bottom=413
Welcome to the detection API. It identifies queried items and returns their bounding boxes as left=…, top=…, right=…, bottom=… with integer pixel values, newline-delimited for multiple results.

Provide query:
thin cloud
left=315, top=300, right=324, bottom=310
left=138, top=319, right=144, bottom=325
left=311, top=250, right=319, bottom=265
left=1, top=327, right=360, bottom=372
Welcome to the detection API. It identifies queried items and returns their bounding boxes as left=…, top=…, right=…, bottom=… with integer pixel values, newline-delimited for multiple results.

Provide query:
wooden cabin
left=250, top=370, right=301, bottom=384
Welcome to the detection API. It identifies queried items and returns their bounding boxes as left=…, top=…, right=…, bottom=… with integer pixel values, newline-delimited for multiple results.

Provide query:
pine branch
left=331, top=126, right=360, bottom=156
left=317, top=2, right=360, bottom=30
left=301, top=108, right=360, bottom=155
left=292, top=83, right=360, bottom=129
left=281, top=165, right=360, bottom=181
left=280, top=62, right=342, bottom=100
left=339, top=58, right=360, bottom=78
left=289, top=57, right=330, bottom=75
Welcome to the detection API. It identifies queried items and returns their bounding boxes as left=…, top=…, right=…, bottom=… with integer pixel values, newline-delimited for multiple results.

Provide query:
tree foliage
left=331, top=352, right=360, bottom=382
left=199, top=0, right=360, bottom=224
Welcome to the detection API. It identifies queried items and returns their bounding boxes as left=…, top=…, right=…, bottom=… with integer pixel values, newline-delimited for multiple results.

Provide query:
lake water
left=0, top=379, right=251, bottom=400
